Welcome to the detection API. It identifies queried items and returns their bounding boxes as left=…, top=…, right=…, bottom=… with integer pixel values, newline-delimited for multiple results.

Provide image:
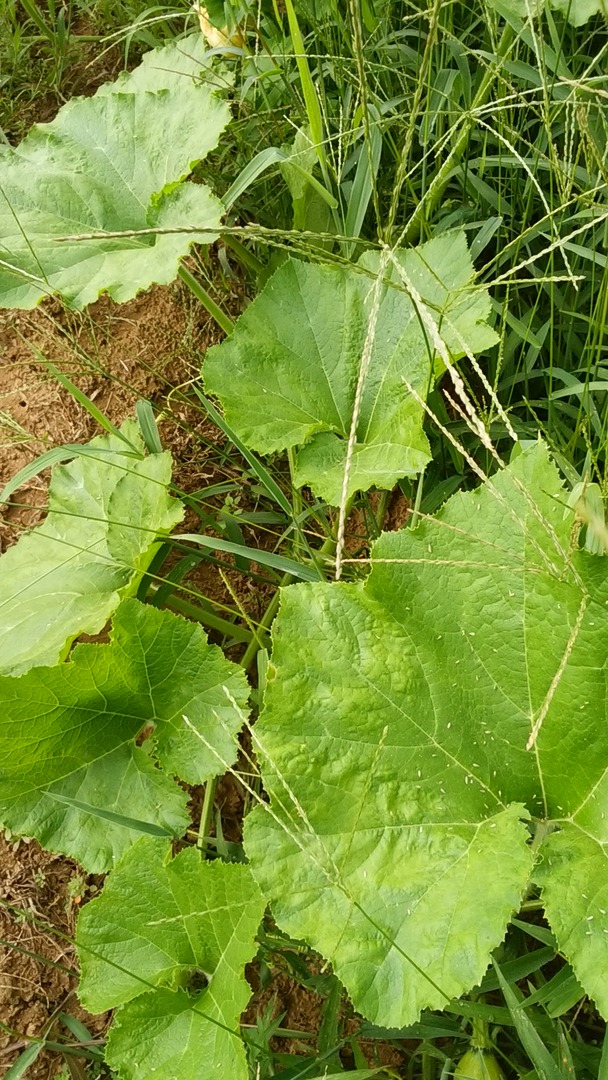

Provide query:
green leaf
left=493, top=960, right=565, bottom=1080
left=0, top=35, right=229, bottom=309
left=0, top=419, right=183, bottom=676
left=244, top=442, right=608, bottom=1024
left=203, top=231, right=498, bottom=504
left=0, top=598, right=248, bottom=871
left=491, top=0, right=601, bottom=25
left=536, top=829, right=608, bottom=1017
left=95, top=33, right=218, bottom=95
left=77, top=839, right=265, bottom=1080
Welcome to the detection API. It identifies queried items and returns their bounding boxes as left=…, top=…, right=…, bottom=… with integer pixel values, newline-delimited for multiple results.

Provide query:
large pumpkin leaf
left=0, top=35, right=229, bottom=309
left=203, top=232, right=498, bottom=504
left=95, top=33, right=218, bottom=95
left=0, top=420, right=182, bottom=676
left=77, top=839, right=265, bottom=1080
left=244, top=442, right=608, bottom=1024
left=0, top=598, right=248, bottom=871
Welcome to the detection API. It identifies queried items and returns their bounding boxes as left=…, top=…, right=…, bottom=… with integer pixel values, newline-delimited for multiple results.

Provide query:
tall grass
left=198, top=0, right=608, bottom=492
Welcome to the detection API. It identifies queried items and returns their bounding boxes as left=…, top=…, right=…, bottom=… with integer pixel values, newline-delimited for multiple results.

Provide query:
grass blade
left=42, top=360, right=140, bottom=449
left=344, top=106, right=383, bottom=252
left=136, top=399, right=163, bottom=454
left=599, top=1027, right=608, bottom=1080
left=174, top=532, right=324, bottom=581
left=193, top=391, right=295, bottom=517
left=282, top=0, right=326, bottom=175
left=0, top=446, right=79, bottom=504
left=5, top=1042, right=44, bottom=1079
left=493, top=959, right=566, bottom=1080
left=46, top=793, right=179, bottom=837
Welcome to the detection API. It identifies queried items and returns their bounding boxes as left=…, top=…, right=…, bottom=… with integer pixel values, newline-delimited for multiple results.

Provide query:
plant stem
left=287, top=447, right=305, bottom=556
left=519, top=898, right=544, bottom=911
left=223, top=235, right=265, bottom=274
left=374, top=489, right=391, bottom=534
left=321, top=495, right=355, bottom=570
left=471, top=1018, right=491, bottom=1050
left=240, top=576, right=289, bottom=671
left=197, top=776, right=218, bottom=850
left=178, top=264, right=234, bottom=336
left=147, top=585, right=254, bottom=643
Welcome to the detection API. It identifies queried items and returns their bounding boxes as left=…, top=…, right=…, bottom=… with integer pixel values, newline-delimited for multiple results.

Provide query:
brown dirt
left=0, top=831, right=109, bottom=1078
left=1, top=281, right=206, bottom=532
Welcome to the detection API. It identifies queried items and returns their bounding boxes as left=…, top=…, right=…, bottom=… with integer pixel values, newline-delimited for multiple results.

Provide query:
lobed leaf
left=203, top=231, right=498, bottom=504
left=95, top=34, right=219, bottom=96
left=0, top=419, right=183, bottom=676
left=77, top=838, right=265, bottom=1080
left=0, top=598, right=249, bottom=871
left=0, top=35, right=229, bottom=309
left=244, top=442, right=608, bottom=1024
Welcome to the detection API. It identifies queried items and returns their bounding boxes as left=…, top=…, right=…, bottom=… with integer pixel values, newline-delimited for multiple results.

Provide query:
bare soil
left=0, top=832, right=108, bottom=1078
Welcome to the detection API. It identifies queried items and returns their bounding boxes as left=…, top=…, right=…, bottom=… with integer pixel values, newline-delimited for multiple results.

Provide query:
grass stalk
left=178, top=264, right=234, bottom=336
left=401, top=20, right=516, bottom=243
left=197, top=776, right=218, bottom=850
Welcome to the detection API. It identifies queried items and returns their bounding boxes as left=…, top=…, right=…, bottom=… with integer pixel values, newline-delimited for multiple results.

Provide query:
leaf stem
left=197, top=776, right=218, bottom=851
